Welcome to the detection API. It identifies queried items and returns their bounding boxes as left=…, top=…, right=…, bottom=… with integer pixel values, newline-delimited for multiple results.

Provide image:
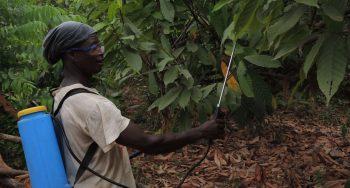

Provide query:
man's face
left=71, top=35, right=104, bottom=76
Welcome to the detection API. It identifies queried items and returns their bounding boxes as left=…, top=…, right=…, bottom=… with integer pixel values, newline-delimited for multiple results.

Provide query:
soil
left=131, top=104, right=350, bottom=187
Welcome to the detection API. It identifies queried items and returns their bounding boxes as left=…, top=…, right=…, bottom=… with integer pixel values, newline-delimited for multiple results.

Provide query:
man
left=43, top=21, right=224, bottom=188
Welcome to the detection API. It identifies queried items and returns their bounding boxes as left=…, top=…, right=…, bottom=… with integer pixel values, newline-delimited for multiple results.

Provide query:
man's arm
left=116, top=119, right=223, bottom=155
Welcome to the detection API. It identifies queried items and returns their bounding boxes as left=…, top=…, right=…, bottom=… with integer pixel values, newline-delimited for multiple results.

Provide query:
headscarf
left=43, top=21, right=96, bottom=65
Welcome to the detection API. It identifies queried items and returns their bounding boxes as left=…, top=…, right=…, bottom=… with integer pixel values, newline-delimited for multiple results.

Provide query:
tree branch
left=172, top=18, right=194, bottom=48
left=182, top=0, right=209, bottom=29
left=0, top=133, right=21, bottom=143
left=0, top=168, right=27, bottom=177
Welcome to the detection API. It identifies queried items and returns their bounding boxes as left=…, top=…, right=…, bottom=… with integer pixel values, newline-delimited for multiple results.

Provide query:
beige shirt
left=53, top=84, right=136, bottom=188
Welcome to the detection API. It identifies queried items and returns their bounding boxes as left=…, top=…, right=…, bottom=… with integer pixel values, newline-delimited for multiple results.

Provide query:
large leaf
left=159, top=0, right=175, bottom=22
left=148, top=87, right=182, bottom=111
left=181, top=76, right=194, bottom=89
left=245, top=55, right=281, bottom=68
left=221, top=21, right=235, bottom=46
left=212, top=0, right=234, bottom=12
left=322, top=2, right=344, bottom=21
left=295, top=0, right=319, bottom=7
left=161, top=35, right=172, bottom=53
left=124, top=50, right=142, bottom=72
left=93, top=22, right=108, bottom=32
left=317, top=35, right=347, bottom=104
left=107, top=0, right=122, bottom=20
left=191, top=87, right=203, bottom=103
left=139, top=42, right=156, bottom=52
left=201, top=84, right=216, bottom=99
left=274, top=27, right=310, bottom=59
left=148, top=72, right=158, bottom=95
left=164, top=66, right=179, bottom=85
left=197, top=47, right=216, bottom=65
left=179, top=69, right=192, bottom=79
left=124, top=17, right=142, bottom=37
left=236, top=0, right=262, bottom=38
left=303, top=35, right=325, bottom=77
left=157, top=57, right=174, bottom=71
left=237, top=61, right=254, bottom=97
left=178, top=89, right=191, bottom=108
left=267, top=6, right=305, bottom=42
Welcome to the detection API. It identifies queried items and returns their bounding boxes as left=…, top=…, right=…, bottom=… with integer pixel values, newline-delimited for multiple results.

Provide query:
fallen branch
left=0, top=154, right=28, bottom=177
left=0, top=133, right=21, bottom=143
left=0, top=168, right=27, bottom=177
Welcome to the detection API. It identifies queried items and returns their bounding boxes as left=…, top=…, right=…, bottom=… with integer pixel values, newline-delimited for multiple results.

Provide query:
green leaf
left=245, top=55, right=281, bottom=68
left=107, top=0, right=122, bottom=20
left=173, top=46, right=185, bottom=58
left=212, top=0, right=234, bottom=12
left=157, top=57, right=174, bottom=71
left=178, top=89, right=191, bottom=108
left=161, top=35, right=172, bottom=53
left=197, top=47, right=216, bottom=65
left=179, top=69, right=192, bottom=79
left=93, top=22, right=107, bottom=32
left=186, top=42, right=198, bottom=52
left=182, top=77, right=194, bottom=89
left=237, top=61, right=254, bottom=97
left=274, top=27, right=310, bottom=59
left=322, top=3, right=344, bottom=21
left=236, top=0, right=261, bottom=38
left=124, top=50, right=142, bottom=72
left=159, top=0, right=175, bottom=22
left=148, top=87, right=182, bottom=111
left=267, top=6, right=305, bottom=42
left=221, top=21, right=235, bottom=46
left=295, top=0, right=319, bottom=7
left=303, top=35, right=325, bottom=77
left=164, top=66, right=179, bottom=85
left=191, top=87, right=202, bottom=103
left=148, top=72, right=158, bottom=95
left=124, top=18, right=142, bottom=37
left=139, top=42, right=156, bottom=52
left=317, top=35, right=347, bottom=105
left=201, top=84, right=216, bottom=99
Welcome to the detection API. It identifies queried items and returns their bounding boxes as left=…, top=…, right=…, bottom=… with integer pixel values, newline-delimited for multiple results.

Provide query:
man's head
left=43, top=21, right=104, bottom=76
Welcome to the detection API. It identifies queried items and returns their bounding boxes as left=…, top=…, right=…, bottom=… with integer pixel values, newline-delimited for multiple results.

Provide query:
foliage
left=1, top=0, right=349, bottom=131
left=58, top=0, right=350, bottom=129
left=0, top=0, right=85, bottom=110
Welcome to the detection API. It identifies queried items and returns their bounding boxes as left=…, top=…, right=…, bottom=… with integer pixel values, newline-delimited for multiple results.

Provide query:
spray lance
left=176, top=42, right=237, bottom=187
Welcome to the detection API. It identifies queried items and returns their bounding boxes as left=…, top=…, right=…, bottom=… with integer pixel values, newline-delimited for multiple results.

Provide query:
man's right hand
left=199, top=118, right=225, bottom=140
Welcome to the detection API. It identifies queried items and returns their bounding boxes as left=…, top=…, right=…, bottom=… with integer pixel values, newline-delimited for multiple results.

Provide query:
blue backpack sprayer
left=17, top=88, right=129, bottom=188
left=17, top=43, right=236, bottom=188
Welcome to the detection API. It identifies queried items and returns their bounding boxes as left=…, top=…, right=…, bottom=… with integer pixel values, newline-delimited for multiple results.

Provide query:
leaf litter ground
left=131, top=104, right=350, bottom=187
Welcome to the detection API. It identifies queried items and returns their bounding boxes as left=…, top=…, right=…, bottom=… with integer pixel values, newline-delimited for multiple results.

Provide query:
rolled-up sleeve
left=85, top=99, right=130, bottom=153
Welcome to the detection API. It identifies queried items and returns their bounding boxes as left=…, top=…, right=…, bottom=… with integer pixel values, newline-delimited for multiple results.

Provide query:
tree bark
left=0, top=91, right=18, bottom=119
left=0, top=133, right=21, bottom=143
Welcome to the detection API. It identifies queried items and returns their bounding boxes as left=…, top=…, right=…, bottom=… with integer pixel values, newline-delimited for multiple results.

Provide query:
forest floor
left=1, top=82, right=349, bottom=187
left=131, top=103, right=350, bottom=188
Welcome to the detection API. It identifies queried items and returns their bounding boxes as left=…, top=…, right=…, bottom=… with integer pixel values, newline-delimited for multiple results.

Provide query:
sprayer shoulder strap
left=53, top=88, right=97, bottom=116
left=52, top=87, right=99, bottom=185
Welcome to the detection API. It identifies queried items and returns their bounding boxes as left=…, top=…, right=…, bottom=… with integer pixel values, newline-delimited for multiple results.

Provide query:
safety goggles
left=65, top=43, right=104, bottom=53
